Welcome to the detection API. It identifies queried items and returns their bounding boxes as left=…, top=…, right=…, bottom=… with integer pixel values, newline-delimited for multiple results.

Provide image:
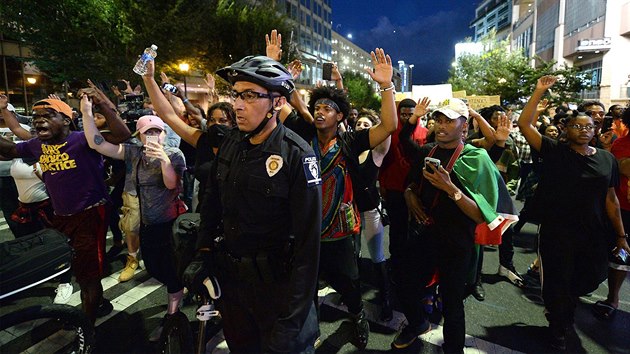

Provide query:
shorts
left=119, top=192, right=140, bottom=236
left=609, top=209, right=630, bottom=271
left=52, top=204, right=110, bottom=283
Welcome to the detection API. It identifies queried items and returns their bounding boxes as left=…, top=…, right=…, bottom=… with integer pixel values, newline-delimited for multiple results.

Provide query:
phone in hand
left=145, top=135, right=159, bottom=146
left=162, top=83, right=179, bottom=95
left=322, top=63, right=333, bottom=81
left=424, top=157, right=441, bottom=170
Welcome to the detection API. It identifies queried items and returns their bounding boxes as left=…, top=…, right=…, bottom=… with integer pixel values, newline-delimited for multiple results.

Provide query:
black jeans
left=0, top=176, right=21, bottom=236
left=396, top=228, right=472, bottom=353
left=383, top=190, right=408, bottom=277
left=139, top=219, right=182, bottom=294
left=318, top=237, right=363, bottom=315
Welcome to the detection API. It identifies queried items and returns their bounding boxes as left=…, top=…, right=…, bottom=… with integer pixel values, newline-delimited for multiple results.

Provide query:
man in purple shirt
left=0, top=98, right=130, bottom=323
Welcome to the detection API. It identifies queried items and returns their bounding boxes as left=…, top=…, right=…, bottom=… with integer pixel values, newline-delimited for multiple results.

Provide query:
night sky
left=332, top=0, right=478, bottom=85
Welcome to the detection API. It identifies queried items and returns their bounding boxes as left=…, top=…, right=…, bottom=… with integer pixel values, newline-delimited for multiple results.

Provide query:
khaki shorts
left=119, top=192, right=140, bottom=235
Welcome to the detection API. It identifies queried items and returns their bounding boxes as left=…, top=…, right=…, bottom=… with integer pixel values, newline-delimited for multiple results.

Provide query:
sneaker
left=352, top=312, right=370, bottom=350
left=391, top=322, right=431, bottom=349
left=119, top=255, right=139, bottom=282
left=96, top=299, right=114, bottom=318
left=53, top=283, right=73, bottom=304
left=498, top=264, right=524, bottom=287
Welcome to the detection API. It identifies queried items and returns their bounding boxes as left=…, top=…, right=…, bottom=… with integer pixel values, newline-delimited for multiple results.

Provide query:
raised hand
left=536, top=75, right=557, bottom=91
left=331, top=63, right=342, bottom=82
left=160, top=72, right=170, bottom=85
left=494, top=114, right=511, bottom=142
left=77, top=87, right=102, bottom=105
left=287, top=59, right=303, bottom=80
left=79, top=92, right=93, bottom=113
left=203, top=73, right=215, bottom=90
left=121, top=79, right=134, bottom=94
left=366, top=48, right=393, bottom=87
left=414, top=97, right=431, bottom=118
left=537, top=98, right=549, bottom=115
left=265, top=29, right=283, bottom=62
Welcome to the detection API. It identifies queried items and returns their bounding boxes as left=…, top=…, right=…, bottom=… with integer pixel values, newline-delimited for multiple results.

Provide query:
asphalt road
left=1, top=204, right=629, bottom=353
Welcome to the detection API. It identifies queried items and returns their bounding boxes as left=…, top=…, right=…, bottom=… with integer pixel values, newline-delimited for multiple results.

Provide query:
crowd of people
left=0, top=29, right=629, bottom=353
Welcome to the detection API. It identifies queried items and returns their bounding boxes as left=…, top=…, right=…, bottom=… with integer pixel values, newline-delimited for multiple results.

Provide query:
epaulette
left=284, top=129, right=311, bottom=153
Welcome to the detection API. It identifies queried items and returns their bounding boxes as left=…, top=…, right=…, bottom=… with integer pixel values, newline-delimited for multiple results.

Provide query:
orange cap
left=32, top=99, right=73, bottom=119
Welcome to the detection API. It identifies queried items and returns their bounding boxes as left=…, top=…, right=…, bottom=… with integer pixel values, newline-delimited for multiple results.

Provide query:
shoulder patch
left=303, top=155, right=321, bottom=186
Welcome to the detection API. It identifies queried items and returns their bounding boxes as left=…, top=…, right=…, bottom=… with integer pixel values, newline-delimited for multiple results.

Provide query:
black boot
left=375, top=261, right=393, bottom=321
left=351, top=310, right=370, bottom=350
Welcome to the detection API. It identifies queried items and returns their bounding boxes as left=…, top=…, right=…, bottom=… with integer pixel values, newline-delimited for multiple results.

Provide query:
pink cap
left=136, top=115, right=165, bottom=134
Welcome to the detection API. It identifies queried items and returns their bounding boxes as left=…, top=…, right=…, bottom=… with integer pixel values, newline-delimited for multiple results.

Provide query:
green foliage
left=448, top=32, right=591, bottom=107
left=342, top=71, right=381, bottom=111
left=0, top=0, right=290, bottom=90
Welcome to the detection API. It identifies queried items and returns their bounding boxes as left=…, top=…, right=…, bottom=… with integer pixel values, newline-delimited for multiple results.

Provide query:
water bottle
left=132, top=44, right=158, bottom=76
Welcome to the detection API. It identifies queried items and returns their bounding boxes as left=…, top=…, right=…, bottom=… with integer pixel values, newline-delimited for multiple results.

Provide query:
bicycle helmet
left=216, top=56, right=295, bottom=99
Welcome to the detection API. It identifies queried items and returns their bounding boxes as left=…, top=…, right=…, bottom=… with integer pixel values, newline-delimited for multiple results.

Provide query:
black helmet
left=216, top=56, right=295, bottom=99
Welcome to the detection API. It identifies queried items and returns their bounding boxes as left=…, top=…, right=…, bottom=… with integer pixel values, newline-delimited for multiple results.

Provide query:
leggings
left=360, top=208, right=386, bottom=263
left=139, top=219, right=183, bottom=294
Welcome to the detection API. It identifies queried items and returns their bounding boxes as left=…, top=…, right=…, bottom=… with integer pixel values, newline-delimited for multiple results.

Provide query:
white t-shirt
left=10, top=158, right=49, bottom=203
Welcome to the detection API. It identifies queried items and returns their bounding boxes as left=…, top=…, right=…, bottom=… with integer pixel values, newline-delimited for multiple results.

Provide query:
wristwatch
left=449, top=189, right=462, bottom=201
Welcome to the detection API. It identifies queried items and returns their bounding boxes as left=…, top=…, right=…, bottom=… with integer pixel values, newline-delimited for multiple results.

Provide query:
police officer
left=183, top=56, right=322, bottom=353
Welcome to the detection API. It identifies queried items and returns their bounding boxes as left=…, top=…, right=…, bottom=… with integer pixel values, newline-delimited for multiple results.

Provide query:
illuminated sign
left=577, top=37, right=612, bottom=52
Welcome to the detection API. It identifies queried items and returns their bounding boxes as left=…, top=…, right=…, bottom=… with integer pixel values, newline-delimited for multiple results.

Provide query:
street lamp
left=27, top=77, right=37, bottom=85
left=179, top=62, right=190, bottom=96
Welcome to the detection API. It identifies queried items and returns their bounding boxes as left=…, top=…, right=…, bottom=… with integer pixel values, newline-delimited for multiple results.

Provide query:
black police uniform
left=197, top=123, right=322, bottom=353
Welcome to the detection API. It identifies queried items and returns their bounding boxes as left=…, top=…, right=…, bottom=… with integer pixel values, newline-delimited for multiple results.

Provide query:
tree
left=448, top=32, right=591, bottom=107
left=342, top=71, right=381, bottom=111
left=0, top=0, right=291, bottom=92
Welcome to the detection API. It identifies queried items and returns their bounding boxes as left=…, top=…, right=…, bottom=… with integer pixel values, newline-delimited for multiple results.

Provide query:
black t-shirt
left=537, top=136, right=619, bottom=233
left=407, top=143, right=477, bottom=249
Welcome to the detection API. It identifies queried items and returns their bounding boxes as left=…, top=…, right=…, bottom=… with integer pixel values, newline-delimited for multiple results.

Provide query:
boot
left=351, top=310, right=370, bottom=350
left=375, top=261, right=393, bottom=321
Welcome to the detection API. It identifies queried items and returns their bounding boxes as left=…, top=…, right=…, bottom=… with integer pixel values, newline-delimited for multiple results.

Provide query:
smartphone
left=162, top=83, right=179, bottom=95
left=322, top=63, right=333, bottom=81
left=616, top=248, right=628, bottom=263
left=424, top=157, right=441, bottom=170
left=145, top=135, right=159, bottom=146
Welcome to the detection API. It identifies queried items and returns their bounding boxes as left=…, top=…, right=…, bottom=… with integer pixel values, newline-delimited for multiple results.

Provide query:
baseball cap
left=434, top=98, right=469, bottom=120
left=6, top=103, right=16, bottom=112
left=32, top=99, right=73, bottom=119
left=135, top=115, right=165, bottom=134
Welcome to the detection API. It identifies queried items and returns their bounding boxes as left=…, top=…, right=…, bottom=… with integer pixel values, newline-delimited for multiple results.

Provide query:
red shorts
left=53, top=204, right=110, bottom=283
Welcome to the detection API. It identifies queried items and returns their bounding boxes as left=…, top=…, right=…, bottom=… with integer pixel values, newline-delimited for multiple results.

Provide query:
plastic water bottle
left=133, top=44, right=158, bottom=75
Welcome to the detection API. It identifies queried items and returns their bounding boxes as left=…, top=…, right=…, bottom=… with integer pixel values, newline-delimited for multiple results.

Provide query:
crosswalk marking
left=22, top=269, right=163, bottom=354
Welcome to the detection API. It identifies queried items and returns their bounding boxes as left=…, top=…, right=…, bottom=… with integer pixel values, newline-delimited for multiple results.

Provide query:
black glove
left=182, top=251, right=211, bottom=291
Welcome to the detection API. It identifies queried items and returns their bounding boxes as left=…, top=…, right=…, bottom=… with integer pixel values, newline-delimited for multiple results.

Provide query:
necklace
left=570, top=146, right=596, bottom=157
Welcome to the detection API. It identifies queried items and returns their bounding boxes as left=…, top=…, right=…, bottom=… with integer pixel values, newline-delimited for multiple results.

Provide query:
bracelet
left=618, top=233, right=628, bottom=239
left=182, top=98, right=189, bottom=104
left=379, top=83, right=395, bottom=92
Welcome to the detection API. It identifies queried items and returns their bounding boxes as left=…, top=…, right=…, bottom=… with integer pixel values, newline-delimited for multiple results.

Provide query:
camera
left=117, top=94, right=153, bottom=123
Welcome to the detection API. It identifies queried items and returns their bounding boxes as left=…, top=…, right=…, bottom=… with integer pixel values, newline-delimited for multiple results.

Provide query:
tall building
left=471, top=0, right=514, bottom=41
left=397, top=61, right=414, bottom=93
left=273, top=0, right=333, bottom=87
left=510, top=0, right=630, bottom=105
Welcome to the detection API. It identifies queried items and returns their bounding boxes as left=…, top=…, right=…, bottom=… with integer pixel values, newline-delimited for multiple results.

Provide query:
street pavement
left=0, top=204, right=629, bottom=353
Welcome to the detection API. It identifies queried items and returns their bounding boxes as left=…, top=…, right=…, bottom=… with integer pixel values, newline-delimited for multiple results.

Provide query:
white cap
left=434, top=98, right=469, bottom=119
